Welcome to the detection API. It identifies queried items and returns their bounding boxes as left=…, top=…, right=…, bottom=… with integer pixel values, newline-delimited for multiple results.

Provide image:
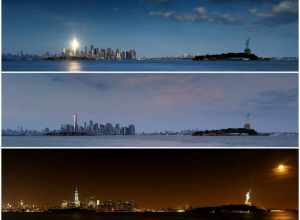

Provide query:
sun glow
left=70, top=38, right=80, bottom=55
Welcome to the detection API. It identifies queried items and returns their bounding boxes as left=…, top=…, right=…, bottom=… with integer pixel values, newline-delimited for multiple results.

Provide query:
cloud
left=273, top=0, right=298, bottom=14
left=194, top=7, right=209, bottom=19
left=249, top=8, right=273, bottom=17
left=146, top=0, right=173, bottom=3
left=212, top=13, right=242, bottom=24
left=149, top=11, right=175, bottom=18
left=173, top=14, right=199, bottom=22
left=246, top=88, right=298, bottom=110
left=50, top=75, right=111, bottom=92
left=210, top=0, right=278, bottom=3
left=250, top=0, right=298, bottom=25
left=149, top=6, right=242, bottom=25
left=148, top=0, right=297, bottom=26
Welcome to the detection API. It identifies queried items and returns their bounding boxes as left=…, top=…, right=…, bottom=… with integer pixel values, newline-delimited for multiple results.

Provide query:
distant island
left=188, top=204, right=268, bottom=214
left=45, top=204, right=267, bottom=215
left=193, top=52, right=266, bottom=61
left=193, top=39, right=270, bottom=61
left=192, top=118, right=270, bottom=136
left=192, top=128, right=269, bottom=136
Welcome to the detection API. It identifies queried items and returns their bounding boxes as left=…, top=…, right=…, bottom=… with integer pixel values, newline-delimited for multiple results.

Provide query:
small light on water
left=270, top=209, right=284, bottom=212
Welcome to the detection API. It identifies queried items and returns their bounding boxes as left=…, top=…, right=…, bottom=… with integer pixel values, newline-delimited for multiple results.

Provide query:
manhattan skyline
left=3, top=0, right=298, bottom=57
left=3, top=73, right=298, bottom=133
left=2, top=149, right=298, bottom=209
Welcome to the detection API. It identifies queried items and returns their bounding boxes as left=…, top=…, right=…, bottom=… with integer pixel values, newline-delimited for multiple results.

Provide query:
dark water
left=2, top=59, right=298, bottom=71
left=2, top=211, right=298, bottom=220
left=2, top=135, right=297, bottom=147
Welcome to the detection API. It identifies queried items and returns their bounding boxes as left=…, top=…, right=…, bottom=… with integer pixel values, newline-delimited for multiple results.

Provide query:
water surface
left=2, top=135, right=297, bottom=147
left=3, top=60, right=298, bottom=71
left=2, top=211, right=298, bottom=220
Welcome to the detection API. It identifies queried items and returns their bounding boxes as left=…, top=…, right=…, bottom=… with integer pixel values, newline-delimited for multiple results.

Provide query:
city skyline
left=3, top=112, right=138, bottom=138
left=2, top=113, right=137, bottom=136
left=2, top=149, right=298, bottom=209
left=3, top=0, right=298, bottom=57
left=0, top=186, right=256, bottom=212
left=57, top=42, right=138, bottom=60
left=3, top=74, right=298, bottom=132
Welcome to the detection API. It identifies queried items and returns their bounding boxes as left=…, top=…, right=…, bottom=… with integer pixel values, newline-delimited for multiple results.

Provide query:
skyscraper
left=245, top=190, right=252, bottom=206
left=74, top=187, right=80, bottom=208
left=90, top=45, right=94, bottom=56
left=128, top=124, right=135, bottom=135
left=73, top=113, right=78, bottom=132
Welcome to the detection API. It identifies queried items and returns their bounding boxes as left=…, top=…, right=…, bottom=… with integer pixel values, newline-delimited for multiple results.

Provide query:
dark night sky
left=2, top=149, right=298, bottom=210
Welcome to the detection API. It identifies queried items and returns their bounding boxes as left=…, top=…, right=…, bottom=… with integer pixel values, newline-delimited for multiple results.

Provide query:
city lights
left=2, top=150, right=297, bottom=214
left=62, top=39, right=137, bottom=60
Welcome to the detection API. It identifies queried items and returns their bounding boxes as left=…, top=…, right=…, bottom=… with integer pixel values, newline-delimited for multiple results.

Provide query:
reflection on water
left=2, top=210, right=298, bottom=220
left=68, top=61, right=81, bottom=71
left=3, top=59, right=298, bottom=71
left=270, top=210, right=298, bottom=220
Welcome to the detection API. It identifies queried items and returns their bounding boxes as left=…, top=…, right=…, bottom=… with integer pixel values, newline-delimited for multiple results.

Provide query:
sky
left=2, top=149, right=298, bottom=209
left=3, top=0, right=298, bottom=57
left=2, top=73, right=298, bottom=133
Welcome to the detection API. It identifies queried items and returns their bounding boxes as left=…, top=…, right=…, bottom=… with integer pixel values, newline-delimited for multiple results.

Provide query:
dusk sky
left=3, top=0, right=298, bottom=57
left=2, top=149, right=298, bottom=209
left=2, top=73, right=298, bottom=132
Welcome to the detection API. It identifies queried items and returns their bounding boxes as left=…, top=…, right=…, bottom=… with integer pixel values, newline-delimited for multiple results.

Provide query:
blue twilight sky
left=3, top=74, right=298, bottom=132
left=3, top=0, right=298, bottom=57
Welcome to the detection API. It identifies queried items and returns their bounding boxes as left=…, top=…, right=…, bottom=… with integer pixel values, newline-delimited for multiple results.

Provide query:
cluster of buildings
left=2, top=127, right=42, bottom=136
left=2, top=188, right=136, bottom=213
left=2, top=201, right=43, bottom=213
left=61, top=45, right=137, bottom=60
left=59, top=187, right=137, bottom=212
left=2, top=189, right=253, bottom=213
left=3, top=114, right=136, bottom=136
left=56, top=113, right=136, bottom=136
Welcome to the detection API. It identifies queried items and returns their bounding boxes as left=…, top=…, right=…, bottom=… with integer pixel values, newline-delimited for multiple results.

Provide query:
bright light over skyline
left=70, top=37, right=80, bottom=55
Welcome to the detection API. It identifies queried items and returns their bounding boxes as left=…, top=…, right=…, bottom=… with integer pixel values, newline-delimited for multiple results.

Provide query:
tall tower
left=245, top=190, right=252, bottom=206
left=74, top=186, right=80, bottom=208
left=73, top=113, right=78, bottom=132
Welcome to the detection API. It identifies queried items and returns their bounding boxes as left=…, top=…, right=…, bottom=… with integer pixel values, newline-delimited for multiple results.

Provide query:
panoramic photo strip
left=2, top=149, right=298, bottom=220
left=2, top=73, right=298, bottom=147
left=3, top=0, right=298, bottom=71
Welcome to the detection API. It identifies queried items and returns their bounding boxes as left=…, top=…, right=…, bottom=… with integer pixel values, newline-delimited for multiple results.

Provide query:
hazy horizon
left=2, top=73, right=298, bottom=133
